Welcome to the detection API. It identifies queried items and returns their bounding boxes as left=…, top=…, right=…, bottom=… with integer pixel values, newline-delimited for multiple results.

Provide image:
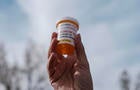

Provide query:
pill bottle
left=56, top=17, right=79, bottom=55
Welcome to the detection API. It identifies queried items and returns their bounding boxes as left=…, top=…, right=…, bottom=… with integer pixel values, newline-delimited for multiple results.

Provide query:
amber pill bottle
left=56, top=17, right=79, bottom=55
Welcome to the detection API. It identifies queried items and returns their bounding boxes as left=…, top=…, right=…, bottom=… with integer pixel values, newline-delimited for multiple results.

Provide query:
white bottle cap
left=56, top=17, right=79, bottom=30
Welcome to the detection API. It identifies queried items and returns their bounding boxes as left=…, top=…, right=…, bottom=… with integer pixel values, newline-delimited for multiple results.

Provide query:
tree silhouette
left=0, top=41, right=51, bottom=90
left=10, top=63, right=21, bottom=90
left=0, top=43, right=11, bottom=90
left=20, top=40, right=46, bottom=90
left=135, top=73, right=140, bottom=90
left=120, top=70, right=130, bottom=90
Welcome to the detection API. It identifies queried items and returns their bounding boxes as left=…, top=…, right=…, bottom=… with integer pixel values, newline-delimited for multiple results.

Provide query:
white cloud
left=79, top=23, right=117, bottom=90
left=81, top=21, right=140, bottom=90
left=16, top=0, right=79, bottom=45
left=6, top=41, right=26, bottom=67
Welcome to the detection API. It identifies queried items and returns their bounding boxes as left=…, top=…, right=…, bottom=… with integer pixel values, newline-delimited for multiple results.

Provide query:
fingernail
left=52, top=32, right=55, bottom=37
left=52, top=32, right=57, bottom=39
left=52, top=32, right=57, bottom=35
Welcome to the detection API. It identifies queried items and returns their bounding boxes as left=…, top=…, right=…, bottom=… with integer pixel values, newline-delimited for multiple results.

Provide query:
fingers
left=50, top=61, right=66, bottom=84
left=75, top=34, right=89, bottom=65
left=51, top=32, right=57, bottom=41
left=66, top=55, right=77, bottom=69
left=48, top=32, right=58, bottom=58
left=48, top=54, right=66, bottom=84
left=47, top=53, right=58, bottom=77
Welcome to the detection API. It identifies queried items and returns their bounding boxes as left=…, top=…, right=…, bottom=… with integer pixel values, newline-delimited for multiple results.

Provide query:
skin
left=47, top=32, right=93, bottom=90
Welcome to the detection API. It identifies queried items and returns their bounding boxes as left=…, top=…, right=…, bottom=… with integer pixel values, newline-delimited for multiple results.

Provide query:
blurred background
left=0, top=0, right=140, bottom=90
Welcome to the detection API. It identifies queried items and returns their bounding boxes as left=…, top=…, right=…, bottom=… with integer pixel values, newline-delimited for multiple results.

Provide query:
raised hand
left=47, top=32, right=93, bottom=90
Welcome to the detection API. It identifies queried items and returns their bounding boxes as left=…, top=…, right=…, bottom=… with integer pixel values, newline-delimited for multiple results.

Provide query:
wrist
left=53, top=86, right=75, bottom=90
left=52, top=83, right=75, bottom=90
left=51, top=73, right=75, bottom=90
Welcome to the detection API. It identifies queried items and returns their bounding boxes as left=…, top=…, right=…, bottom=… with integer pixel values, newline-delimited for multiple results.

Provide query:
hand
left=47, top=32, right=93, bottom=90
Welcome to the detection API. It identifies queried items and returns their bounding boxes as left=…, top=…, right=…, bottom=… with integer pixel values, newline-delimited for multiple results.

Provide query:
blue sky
left=0, top=0, right=140, bottom=90
left=0, top=0, right=29, bottom=42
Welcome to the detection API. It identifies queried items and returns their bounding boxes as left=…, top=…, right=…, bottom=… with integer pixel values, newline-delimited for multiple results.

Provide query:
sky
left=0, top=0, right=140, bottom=90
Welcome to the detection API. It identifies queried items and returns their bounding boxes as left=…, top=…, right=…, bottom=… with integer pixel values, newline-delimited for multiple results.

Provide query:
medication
left=56, top=17, right=79, bottom=55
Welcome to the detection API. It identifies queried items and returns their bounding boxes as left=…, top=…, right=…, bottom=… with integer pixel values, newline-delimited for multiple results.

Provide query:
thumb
left=75, top=34, right=90, bottom=67
left=75, top=34, right=87, bottom=60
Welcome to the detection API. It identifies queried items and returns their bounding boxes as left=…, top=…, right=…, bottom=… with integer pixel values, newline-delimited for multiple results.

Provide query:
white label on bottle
left=57, top=22, right=77, bottom=46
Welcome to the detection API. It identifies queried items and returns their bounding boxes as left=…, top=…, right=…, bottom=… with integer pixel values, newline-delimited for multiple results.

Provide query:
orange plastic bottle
left=56, top=17, right=79, bottom=55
